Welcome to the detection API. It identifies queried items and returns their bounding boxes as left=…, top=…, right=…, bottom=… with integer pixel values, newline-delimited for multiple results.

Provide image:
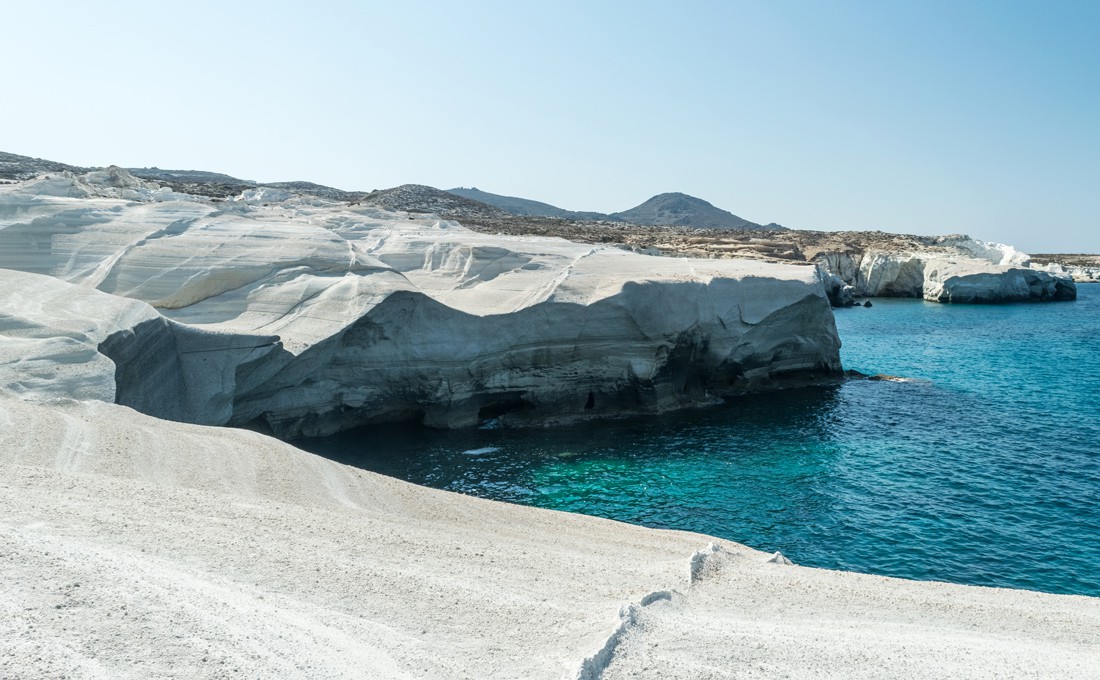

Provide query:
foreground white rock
left=0, top=171, right=841, bottom=436
left=1, top=395, right=1098, bottom=679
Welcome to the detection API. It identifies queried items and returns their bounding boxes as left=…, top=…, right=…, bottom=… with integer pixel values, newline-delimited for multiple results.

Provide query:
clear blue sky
left=5, top=1, right=1098, bottom=252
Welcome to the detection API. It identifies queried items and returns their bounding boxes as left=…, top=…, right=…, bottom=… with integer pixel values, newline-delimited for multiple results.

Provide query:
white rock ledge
left=0, top=171, right=842, bottom=436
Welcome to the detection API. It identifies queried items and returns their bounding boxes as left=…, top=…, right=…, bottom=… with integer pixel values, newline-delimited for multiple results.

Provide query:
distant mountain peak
left=366, top=184, right=503, bottom=218
left=611, top=192, right=771, bottom=230
left=446, top=187, right=608, bottom=221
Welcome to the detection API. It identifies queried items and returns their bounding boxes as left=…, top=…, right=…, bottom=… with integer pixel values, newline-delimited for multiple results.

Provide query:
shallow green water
left=301, top=284, right=1100, bottom=597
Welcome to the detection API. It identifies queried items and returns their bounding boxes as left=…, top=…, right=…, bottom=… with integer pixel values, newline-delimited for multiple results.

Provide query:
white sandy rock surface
left=2, top=395, right=1099, bottom=679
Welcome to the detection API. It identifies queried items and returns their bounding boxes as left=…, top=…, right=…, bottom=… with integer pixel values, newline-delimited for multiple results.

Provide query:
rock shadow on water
left=293, top=383, right=859, bottom=524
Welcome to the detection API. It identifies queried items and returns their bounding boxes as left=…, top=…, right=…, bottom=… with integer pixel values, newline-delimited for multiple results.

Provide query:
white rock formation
left=923, top=258, right=1076, bottom=303
left=0, top=170, right=842, bottom=436
left=937, top=236, right=1032, bottom=267
left=0, top=269, right=159, bottom=404
left=816, top=241, right=1076, bottom=303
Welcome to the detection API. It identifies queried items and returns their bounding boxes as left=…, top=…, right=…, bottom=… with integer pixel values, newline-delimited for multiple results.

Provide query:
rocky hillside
left=1030, top=254, right=1100, bottom=283
left=0, top=151, right=86, bottom=181
left=262, top=181, right=370, bottom=202
left=0, top=155, right=363, bottom=202
left=127, top=167, right=257, bottom=198
left=447, top=187, right=608, bottom=220
left=1031, top=254, right=1100, bottom=268
left=612, top=192, right=767, bottom=230
left=364, top=184, right=505, bottom=219
left=449, top=186, right=779, bottom=231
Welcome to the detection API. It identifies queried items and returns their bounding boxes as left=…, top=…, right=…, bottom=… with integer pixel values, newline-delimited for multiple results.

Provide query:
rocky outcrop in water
left=815, top=249, right=1076, bottom=303
left=0, top=169, right=842, bottom=437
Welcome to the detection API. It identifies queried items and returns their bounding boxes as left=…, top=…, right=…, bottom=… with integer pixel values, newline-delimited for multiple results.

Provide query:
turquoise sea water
left=300, top=284, right=1100, bottom=597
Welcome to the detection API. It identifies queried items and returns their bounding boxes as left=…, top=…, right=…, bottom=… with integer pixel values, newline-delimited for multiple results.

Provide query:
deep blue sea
left=300, top=284, right=1100, bottom=597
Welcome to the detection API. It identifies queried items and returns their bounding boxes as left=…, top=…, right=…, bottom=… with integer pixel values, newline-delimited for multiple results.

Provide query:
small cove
left=299, top=284, right=1100, bottom=597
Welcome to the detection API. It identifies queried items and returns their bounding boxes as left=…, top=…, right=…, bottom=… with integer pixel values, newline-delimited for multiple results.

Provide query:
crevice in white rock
left=570, top=542, right=731, bottom=680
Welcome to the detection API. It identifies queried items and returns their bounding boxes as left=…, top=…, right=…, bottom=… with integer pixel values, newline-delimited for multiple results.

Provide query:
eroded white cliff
left=0, top=170, right=842, bottom=436
left=815, top=240, right=1076, bottom=304
left=1038, top=262, right=1100, bottom=283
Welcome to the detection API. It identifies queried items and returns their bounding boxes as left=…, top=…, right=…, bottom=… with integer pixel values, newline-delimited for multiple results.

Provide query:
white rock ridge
left=816, top=238, right=1076, bottom=303
left=0, top=170, right=842, bottom=436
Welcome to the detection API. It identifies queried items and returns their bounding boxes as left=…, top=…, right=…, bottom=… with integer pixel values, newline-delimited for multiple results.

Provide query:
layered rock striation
left=0, top=169, right=842, bottom=437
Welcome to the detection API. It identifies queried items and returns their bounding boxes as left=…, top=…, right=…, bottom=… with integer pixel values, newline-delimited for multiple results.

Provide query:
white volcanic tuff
left=213, top=226, right=838, bottom=434
left=2, top=169, right=1099, bottom=679
left=2, top=396, right=1099, bottom=679
left=4, top=167, right=196, bottom=202
left=817, top=249, right=1075, bottom=302
left=923, top=258, right=1075, bottom=303
left=0, top=171, right=841, bottom=434
left=937, top=235, right=1032, bottom=267
left=0, top=269, right=159, bottom=403
left=0, top=269, right=280, bottom=425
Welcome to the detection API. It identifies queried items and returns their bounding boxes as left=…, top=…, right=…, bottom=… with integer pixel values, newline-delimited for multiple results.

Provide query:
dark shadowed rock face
left=611, top=192, right=772, bottom=230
